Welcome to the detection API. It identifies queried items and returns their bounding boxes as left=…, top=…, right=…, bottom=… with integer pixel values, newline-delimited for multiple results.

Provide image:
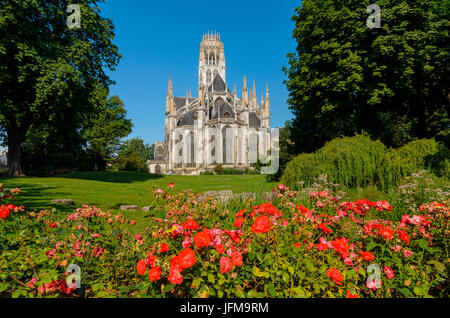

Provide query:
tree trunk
left=4, top=135, right=25, bottom=177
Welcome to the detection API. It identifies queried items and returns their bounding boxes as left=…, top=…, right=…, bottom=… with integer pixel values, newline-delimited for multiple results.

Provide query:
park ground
left=0, top=171, right=276, bottom=231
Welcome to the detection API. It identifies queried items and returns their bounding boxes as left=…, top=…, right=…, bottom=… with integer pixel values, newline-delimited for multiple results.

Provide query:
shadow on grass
left=2, top=183, right=76, bottom=213
left=58, top=171, right=164, bottom=183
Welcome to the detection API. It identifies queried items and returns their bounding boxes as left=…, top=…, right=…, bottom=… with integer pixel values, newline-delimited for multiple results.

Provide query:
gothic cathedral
left=147, top=32, right=271, bottom=175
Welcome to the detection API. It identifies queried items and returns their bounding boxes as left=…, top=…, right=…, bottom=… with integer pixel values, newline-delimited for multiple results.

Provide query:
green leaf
left=207, top=273, right=215, bottom=284
left=427, top=261, right=446, bottom=272
left=305, top=260, right=316, bottom=272
left=297, top=271, right=306, bottom=280
left=413, top=287, right=424, bottom=296
left=399, top=288, right=414, bottom=297
left=163, top=284, right=174, bottom=293
left=291, top=287, right=305, bottom=297
left=0, top=283, right=8, bottom=293
left=282, top=272, right=290, bottom=283
left=268, top=283, right=276, bottom=297
left=288, top=266, right=294, bottom=275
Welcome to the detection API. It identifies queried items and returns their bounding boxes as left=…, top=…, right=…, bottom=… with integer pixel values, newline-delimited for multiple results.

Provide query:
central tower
left=198, top=32, right=226, bottom=88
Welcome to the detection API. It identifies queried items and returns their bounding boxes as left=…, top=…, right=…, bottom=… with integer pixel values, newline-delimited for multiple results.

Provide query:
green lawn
left=0, top=171, right=275, bottom=230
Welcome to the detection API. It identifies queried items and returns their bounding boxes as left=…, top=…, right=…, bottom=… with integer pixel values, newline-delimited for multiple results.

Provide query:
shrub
left=223, top=168, right=244, bottom=175
left=213, top=164, right=224, bottom=175
left=282, top=135, right=449, bottom=191
left=110, top=152, right=148, bottom=173
left=200, top=171, right=214, bottom=176
left=378, top=139, right=447, bottom=190
left=26, top=166, right=55, bottom=177
left=282, top=134, right=387, bottom=189
left=393, top=170, right=450, bottom=213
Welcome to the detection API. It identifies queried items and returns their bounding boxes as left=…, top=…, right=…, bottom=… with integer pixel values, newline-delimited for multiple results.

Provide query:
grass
left=0, top=171, right=276, bottom=231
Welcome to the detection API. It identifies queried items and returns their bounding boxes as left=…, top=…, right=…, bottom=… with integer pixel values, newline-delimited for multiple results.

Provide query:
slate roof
left=174, top=97, right=187, bottom=109
left=219, top=102, right=235, bottom=119
left=174, top=97, right=199, bottom=110
left=249, top=112, right=261, bottom=128
left=210, top=74, right=226, bottom=92
left=177, top=111, right=196, bottom=126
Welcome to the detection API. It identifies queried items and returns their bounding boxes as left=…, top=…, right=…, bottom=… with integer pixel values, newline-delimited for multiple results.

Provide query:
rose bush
left=0, top=182, right=448, bottom=298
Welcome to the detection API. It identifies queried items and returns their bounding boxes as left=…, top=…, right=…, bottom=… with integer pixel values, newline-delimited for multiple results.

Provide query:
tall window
left=206, top=70, right=211, bottom=85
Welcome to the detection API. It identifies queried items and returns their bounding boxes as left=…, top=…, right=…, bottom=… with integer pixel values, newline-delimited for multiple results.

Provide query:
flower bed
left=0, top=182, right=448, bottom=298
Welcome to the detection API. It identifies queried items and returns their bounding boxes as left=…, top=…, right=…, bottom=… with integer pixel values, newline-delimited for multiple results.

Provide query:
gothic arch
left=206, top=69, right=212, bottom=85
left=222, top=125, right=232, bottom=164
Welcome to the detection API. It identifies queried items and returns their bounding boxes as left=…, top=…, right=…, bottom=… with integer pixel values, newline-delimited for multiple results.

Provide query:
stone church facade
left=147, top=32, right=271, bottom=175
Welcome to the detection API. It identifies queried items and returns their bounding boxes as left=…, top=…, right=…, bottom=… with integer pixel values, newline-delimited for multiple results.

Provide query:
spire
left=167, top=77, right=173, bottom=96
left=261, top=92, right=264, bottom=110
left=242, top=76, right=249, bottom=107
left=251, top=80, right=257, bottom=108
left=264, top=83, right=270, bottom=117
left=233, top=84, right=237, bottom=96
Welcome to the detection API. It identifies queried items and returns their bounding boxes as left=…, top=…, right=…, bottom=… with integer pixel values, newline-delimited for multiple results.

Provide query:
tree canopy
left=118, top=138, right=154, bottom=162
left=0, top=0, right=121, bottom=176
left=284, top=0, right=449, bottom=154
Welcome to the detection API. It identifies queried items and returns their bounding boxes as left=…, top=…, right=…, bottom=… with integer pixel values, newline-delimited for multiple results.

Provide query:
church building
left=147, top=32, right=271, bottom=175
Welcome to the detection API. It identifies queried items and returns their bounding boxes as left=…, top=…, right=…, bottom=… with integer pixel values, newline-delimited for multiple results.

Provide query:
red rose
left=378, top=227, right=393, bottom=240
left=0, top=205, right=11, bottom=219
left=346, top=290, right=359, bottom=298
left=397, top=230, right=410, bottom=244
left=147, top=253, right=157, bottom=267
left=317, top=223, right=332, bottom=234
left=160, top=243, right=170, bottom=253
left=182, top=219, right=200, bottom=230
left=148, top=266, right=162, bottom=281
left=384, top=266, right=395, bottom=279
left=136, top=259, right=146, bottom=276
left=168, top=270, right=183, bottom=285
left=326, top=268, right=344, bottom=285
left=216, top=244, right=225, bottom=254
left=331, top=237, right=350, bottom=259
left=231, top=251, right=243, bottom=267
left=233, top=217, right=244, bottom=228
left=177, top=248, right=196, bottom=269
left=250, top=215, right=271, bottom=233
left=193, top=231, right=211, bottom=249
left=258, top=202, right=282, bottom=216
left=316, top=243, right=328, bottom=251
left=360, top=251, right=375, bottom=261
left=220, top=256, right=233, bottom=274
left=235, top=209, right=245, bottom=218
left=170, top=256, right=183, bottom=273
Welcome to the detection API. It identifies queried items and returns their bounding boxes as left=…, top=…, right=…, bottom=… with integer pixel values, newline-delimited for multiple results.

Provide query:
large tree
left=0, top=0, right=121, bottom=176
left=285, top=0, right=449, bottom=154
left=20, top=90, right=133, bottom=173
left=82, top=92, right=133, bottom=169
left=118, top=138, right=154, bottom=162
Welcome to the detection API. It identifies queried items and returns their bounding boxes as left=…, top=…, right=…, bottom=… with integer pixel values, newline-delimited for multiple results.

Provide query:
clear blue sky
left=99, top=0, right=300, bottom=145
